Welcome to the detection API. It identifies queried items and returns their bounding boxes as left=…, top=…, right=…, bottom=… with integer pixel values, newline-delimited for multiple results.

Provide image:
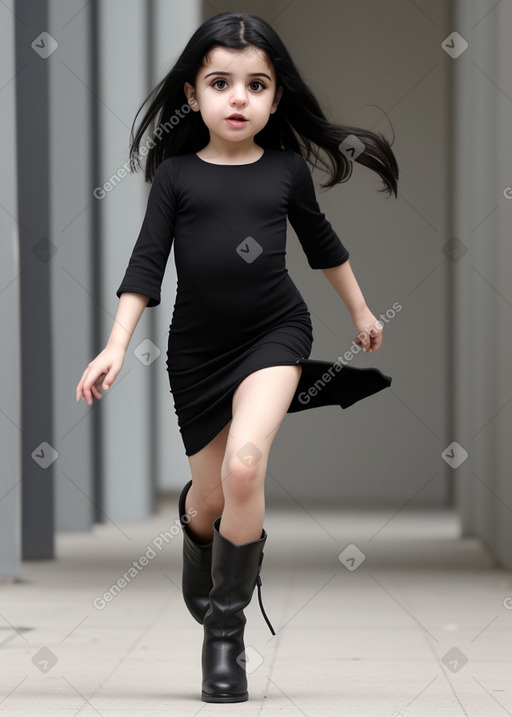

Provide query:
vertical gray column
left=453, top=0, right=512, bottom=567
left=97, top=0, right=153, bottom=519
left=47, top=0, right=96, bottom=531
left=15, top=0, right=54, bottom=558
left=472, top=1, right=512, bottom=567
left=451, top=1, right=475, bottom=536
left=0, top=0, right=22, bottom=578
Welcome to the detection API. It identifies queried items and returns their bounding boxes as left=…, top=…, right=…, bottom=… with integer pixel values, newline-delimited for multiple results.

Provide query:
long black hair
left=129, top=12, right=399, bottom=197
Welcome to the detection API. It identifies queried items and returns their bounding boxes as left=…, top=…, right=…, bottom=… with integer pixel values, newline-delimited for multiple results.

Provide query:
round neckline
left=193, top=150, right=265, bottom=166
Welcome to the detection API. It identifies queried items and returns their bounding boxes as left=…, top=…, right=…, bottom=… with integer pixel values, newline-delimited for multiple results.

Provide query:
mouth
left=226, top=114, right=248, bottom=126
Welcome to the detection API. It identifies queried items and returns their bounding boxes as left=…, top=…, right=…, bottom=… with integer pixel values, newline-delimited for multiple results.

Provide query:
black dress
left=116, top=149, right=391, bottom=456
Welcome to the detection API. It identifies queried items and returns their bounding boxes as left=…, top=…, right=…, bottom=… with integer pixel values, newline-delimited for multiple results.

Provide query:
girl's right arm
left=75, top=292, right=150, bottom=405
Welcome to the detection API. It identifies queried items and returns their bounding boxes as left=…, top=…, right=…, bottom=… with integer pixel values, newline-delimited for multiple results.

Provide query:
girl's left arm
left=322, top=260, right=383, bottom=352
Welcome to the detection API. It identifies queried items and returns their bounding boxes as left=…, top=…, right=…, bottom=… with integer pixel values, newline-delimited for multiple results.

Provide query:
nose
left=229, top=83, right=248, bottom=106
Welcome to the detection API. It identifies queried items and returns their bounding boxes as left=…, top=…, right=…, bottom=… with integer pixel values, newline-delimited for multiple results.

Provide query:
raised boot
left=201, top=516, right=275, bottom=703
left=178, top=480, right=213, bottom=624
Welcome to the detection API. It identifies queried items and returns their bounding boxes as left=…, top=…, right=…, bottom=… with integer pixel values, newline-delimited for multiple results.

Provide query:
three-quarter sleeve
left=116, top=158, right=177, bottom=307
left=287, top=152, right=349, bottom=269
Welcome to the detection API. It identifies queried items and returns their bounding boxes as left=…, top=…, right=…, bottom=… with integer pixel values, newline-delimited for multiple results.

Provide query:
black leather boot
left=201, top=516, right=275, bottom=703
left=178, top=480, right=213, bottom=624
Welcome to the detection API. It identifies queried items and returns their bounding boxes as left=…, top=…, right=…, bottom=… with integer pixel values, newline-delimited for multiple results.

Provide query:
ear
left=270, top=85, right=283, bottom=114
left=184, top=82, right=199, bottom=111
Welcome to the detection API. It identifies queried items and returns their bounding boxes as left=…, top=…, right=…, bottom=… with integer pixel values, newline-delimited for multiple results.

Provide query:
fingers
left=75, top=368, right=89, bottom=402
left=76, top=347, right=125, bottom=405
left=101, top=367, right=116, bottom=391
left=355, top=331, right=372, bottom=352
left=362, top=333, right=381, bottom=352
left=76, top=367, right=108, bottom=404
left=369, top=321, right=384, bottom=351
left=355, top=322, right=383, bottom=352
left=91, top=375, right=106, bottom=399
left=367, top=331, right=382, bottom=352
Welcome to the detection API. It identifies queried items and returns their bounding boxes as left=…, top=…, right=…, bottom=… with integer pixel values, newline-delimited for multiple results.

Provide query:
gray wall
left=3, top=0, right=512, bottom=574
left=204, top=0, right=452, bottom=506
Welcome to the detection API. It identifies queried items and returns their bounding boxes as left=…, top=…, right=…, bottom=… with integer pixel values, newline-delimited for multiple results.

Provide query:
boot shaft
left=205, top=517, right=266, bottom=632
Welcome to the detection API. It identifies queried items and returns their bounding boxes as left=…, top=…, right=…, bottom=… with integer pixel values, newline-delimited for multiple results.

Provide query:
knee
left=222, top=450, right=266, bottom=502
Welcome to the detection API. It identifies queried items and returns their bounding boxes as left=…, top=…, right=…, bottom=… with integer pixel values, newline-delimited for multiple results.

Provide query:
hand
left=76, top=345, right=126, bottom=405
left=352, top=308, right=383, bottom=353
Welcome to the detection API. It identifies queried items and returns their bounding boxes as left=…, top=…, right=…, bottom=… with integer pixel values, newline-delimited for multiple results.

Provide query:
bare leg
left=220, top=364, right=302, bottom=545
left=185, top=422, right=230, bottom=543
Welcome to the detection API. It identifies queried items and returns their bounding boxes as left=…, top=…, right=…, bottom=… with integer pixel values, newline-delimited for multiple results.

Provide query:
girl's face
left=184, top=45, right=282, bottom=146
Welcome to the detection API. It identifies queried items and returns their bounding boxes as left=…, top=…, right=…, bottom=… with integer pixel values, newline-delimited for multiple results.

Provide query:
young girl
left=76, top=12, right=398, bottom=704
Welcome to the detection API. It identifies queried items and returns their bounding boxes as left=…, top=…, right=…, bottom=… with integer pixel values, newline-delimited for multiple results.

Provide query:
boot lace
left=256, top=552, right=275, bottom=635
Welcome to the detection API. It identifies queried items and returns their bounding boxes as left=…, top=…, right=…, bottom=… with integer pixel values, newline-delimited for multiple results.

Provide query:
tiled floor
left=1, top=497, right=511, bottom=716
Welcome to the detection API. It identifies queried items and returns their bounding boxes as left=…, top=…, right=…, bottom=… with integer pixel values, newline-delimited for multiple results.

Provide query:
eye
left=212, top=79, right=228, bottom=90
left=249, top=80, right=265, bottom=91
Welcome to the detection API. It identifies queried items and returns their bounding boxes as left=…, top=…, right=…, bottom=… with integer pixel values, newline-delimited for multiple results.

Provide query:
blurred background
left=1, top=0, right=511, bottom=576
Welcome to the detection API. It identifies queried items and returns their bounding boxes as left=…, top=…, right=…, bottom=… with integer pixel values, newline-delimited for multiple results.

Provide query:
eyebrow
left=203, top=71, right=272, bottom=81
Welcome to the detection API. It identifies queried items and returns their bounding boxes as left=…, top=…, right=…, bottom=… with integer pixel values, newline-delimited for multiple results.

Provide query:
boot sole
left=201, top=691, right=248, bottom=703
